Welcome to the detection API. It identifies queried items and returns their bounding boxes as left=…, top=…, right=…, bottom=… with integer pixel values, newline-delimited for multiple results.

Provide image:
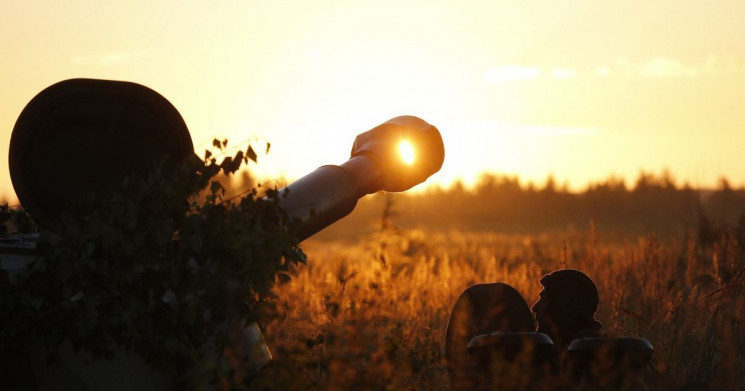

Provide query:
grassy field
left=252, top=224, right=745, bottom=390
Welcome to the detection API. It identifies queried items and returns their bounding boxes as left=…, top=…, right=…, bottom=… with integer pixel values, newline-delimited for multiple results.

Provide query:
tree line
left=315, top=171, right=745, bottom=242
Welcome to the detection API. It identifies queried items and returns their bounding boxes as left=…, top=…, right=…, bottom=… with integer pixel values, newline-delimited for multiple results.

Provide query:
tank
left=1, top=79, right=444, bottom=389
left=8, top=78, right=195, bottom=231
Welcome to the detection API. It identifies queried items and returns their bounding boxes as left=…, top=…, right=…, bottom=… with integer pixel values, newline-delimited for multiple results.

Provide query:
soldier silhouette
left=446, top=269, right=609, bottom=390
left=531, top=269, right=603, bottom=349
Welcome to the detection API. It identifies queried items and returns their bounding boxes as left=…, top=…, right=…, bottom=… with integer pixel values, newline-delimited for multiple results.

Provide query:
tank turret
left=1, top=79, right=444, bottom=389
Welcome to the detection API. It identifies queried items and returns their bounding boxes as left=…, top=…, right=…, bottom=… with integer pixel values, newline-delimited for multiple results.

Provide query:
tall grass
left=251, top=223, right=744, bottom=390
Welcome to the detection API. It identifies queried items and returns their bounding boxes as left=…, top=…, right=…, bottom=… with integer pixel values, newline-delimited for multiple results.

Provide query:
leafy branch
left=0, top=140, right=306, bottom=388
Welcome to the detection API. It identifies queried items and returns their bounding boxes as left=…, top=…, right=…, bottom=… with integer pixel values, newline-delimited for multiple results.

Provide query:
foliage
left=0, top=204, right=38, bottom=235
left=0, top=141, right=306, bottom=388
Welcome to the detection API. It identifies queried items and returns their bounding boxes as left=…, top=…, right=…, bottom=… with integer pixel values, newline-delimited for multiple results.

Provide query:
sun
left=398, top=139, right=416, bottom=165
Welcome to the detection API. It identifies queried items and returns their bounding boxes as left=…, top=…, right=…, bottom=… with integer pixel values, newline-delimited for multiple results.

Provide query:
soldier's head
left=531, top=269, right=600, bottom=346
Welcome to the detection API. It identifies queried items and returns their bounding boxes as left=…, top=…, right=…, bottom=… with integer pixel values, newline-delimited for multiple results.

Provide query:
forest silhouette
left=314, top=171, right=745, bottom=242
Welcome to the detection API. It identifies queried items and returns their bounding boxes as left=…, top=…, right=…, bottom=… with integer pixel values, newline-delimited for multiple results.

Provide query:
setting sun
left=398, top=140, right=415, bottom=166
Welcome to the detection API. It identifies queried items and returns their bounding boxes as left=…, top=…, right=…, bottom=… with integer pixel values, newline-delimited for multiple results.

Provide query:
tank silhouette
left=0, top=79, right=444, bottom=390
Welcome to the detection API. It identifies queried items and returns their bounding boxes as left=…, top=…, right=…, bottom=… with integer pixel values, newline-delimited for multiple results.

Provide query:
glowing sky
left=2, top=0, right=745, bottom=201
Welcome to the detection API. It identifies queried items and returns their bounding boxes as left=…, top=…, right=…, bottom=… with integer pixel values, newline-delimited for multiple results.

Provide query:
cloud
left=552, top=68, right=576, bottom=80
left=612, top=55, right=745, bottom=79
left=513, top=124, right=598, bottom=136
left=594, top=66, right=612, bottom=78
left=703, top=55, right=745, bottom=73
left=640, top=57, right=699, bottom=78
left=483, top=65, right=540, bottom=83
left=485, top=55, right=745, bottom=83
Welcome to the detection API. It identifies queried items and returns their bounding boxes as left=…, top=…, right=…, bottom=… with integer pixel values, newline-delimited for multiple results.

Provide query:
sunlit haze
left=2, top=0, right=745, bottom=202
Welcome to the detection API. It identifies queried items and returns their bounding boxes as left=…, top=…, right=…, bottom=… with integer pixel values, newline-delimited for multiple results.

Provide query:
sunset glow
left=2, top=1, right=745, bottom=201
left=2, top=4, right=744, bottom=387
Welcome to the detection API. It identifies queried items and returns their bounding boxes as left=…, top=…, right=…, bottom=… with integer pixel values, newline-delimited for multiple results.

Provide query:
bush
left=0, top=142, right=306, bottom=388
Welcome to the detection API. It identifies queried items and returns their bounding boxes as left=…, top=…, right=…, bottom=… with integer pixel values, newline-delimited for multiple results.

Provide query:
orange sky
left=2, top=0, right=745, bottom=202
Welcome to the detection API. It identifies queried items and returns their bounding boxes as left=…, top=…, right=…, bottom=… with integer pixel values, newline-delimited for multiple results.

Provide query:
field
left=253, top=222, right=745, bottom=390
left=4, top=170, right=744, bottom=390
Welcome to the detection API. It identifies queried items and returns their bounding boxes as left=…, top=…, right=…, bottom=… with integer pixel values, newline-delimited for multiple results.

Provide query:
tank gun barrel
left=277, top=115, right=444, bottom=241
